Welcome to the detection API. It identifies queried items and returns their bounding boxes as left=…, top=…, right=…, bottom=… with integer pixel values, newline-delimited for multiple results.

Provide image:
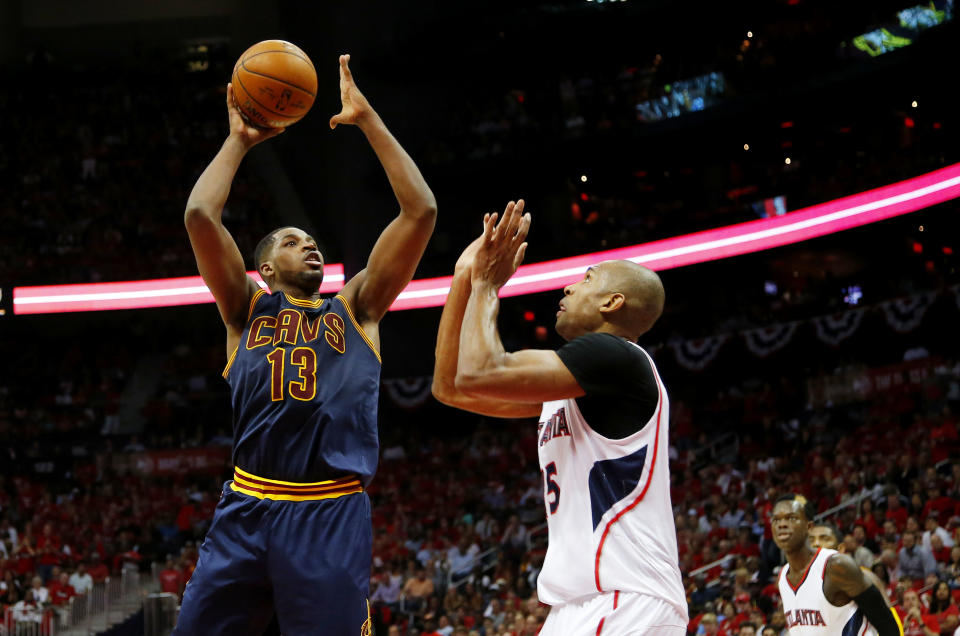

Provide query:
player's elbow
left=454, top=371, right=485, bottom=396
left=405, top=199, right=438, bottom=223
left=184, top=205, right=216, bottom=229
left=431, top=377, right=452, bottom=404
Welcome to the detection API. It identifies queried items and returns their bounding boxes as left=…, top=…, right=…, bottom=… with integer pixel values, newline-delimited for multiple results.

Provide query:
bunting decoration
left=742, top=322, right=800, bottom=357
left=384, top=376, right=433, bottom=409
left=880, top=292, right=937, bottom=333
left=671, top=335, right=730, bottom=371
left=813, top=309, right=865, bottom=346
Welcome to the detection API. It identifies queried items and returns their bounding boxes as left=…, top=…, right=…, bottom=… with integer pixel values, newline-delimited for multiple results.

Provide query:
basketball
left=231, top=40, right=317, bottom=129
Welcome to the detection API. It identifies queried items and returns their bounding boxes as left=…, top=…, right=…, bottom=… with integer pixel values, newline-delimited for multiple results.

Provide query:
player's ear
left=599, top=293, right=625, bottom=314
left=260, top=260, right=274, bottom=279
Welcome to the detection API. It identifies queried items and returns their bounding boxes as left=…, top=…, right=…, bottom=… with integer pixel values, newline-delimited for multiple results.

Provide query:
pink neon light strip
left=13, top=266, right=344, bottom=315
left=12, top=163, right=960, bottom=315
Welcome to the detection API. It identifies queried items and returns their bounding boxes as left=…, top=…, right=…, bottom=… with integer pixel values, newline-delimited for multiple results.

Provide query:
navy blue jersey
left=223, top=290, right=381, bottom=485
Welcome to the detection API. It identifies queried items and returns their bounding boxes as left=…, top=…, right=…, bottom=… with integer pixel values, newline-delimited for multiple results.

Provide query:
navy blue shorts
left=173, top=471, right=372, bottom=636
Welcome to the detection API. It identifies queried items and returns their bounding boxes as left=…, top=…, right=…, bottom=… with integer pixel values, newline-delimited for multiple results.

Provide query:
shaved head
left=598, top=261, right=665, bottom=339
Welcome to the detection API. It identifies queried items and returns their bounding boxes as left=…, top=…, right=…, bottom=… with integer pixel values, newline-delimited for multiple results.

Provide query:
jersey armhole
left=223, top=289, right=268, bottom=379
left=335, top=295, right=382, bottom=364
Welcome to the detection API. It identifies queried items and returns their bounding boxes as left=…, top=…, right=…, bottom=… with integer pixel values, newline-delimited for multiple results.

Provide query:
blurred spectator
left=927, top=581, right=958, bottom=634
left=899, top=531, right=937, bottom=581
left=158, top=557, right=184, bottom=599
left=68, top=563, right=93, bottom=596
left=47, top=572, right=75, bottom=606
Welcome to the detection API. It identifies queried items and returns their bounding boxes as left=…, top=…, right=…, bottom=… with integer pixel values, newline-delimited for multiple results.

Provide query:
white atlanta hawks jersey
left=535, top=344, right=687, bottom=620
left=778, top=547, right=877, bottom=635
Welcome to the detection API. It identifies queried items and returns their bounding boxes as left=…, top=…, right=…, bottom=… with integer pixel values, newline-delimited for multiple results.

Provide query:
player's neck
left=273, top=283, right=322, bottom=302
left=785, top=544, right=818, bottom=575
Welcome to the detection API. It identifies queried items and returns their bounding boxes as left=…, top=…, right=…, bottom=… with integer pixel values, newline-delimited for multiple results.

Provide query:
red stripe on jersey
left=614, top=590, right=620, bottom=609
left=595, top=617, right=605, bottom=635
left=786, top=548, right=821, bottom=593
left=593, top=363, right=664, bottom=592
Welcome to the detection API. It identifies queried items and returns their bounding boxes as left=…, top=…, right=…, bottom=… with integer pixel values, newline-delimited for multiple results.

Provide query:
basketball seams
left=232, top=74, right=298, bottom=122
left=242, top=49, right=315, bottom=70
left=238, top=64, right=317, bottom=98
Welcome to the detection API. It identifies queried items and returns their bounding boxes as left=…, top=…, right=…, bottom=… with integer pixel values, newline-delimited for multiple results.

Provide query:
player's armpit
left=455, top=349, right=586, bottom=403
left=852, top=586, right=903, bottom=636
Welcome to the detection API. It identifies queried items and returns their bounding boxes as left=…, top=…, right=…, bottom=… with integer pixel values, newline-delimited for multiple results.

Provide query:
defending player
left=174, top=54, right=436, bottom=635
left=433, top=202, right=688, bottom=634
left=772, top=494, right=902, bottom=635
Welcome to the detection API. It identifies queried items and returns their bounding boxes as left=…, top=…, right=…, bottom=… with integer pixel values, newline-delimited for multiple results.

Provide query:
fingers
left=513, top=242, right=528, bottom=270
left=483, top=212, right=498, bottom=242
left=226, top=83, right=233, bottom=107
left=329, top=114, right=340, bottom=130
left=339, top=54, right=353, bottom=79
left=516, top=213, right=531, bottom=243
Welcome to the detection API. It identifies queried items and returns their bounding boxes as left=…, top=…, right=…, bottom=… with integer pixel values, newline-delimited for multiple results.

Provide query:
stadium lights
left=12, top=162, right=960, bottom=315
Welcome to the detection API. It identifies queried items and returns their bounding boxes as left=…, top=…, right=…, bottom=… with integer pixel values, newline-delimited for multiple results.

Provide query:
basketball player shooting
left=772, top=494, right=902, bottom=635
left=433, top=201, right=688, bottom=635
left=174, top=54, right=436, bottom=636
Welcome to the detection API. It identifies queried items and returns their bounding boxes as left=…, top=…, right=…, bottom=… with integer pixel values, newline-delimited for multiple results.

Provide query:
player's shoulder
left=563, top=332, right=648, bottom=357
left=823, top=550, right=861, bottom=579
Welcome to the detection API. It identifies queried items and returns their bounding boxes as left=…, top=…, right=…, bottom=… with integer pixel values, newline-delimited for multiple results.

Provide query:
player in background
left=433, top=202, right=687, bottom=634
left=773, top=494, right=902, bottom=635
left=809, top=520, right=890, bottom=600
left=174, top=54, right=436, bottom=636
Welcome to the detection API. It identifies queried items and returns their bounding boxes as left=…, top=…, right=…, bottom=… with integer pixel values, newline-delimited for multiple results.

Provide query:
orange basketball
left=231, top=40, right=317, bottom=129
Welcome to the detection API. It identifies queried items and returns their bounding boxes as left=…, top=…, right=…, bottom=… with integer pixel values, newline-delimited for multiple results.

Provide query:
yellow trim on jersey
left=891, top=607, right=904, bottom=635
left=282, top=292, right=324, bottom=308
left=222, top=347, right=239, bottom=379
left=230, top=466, right=363, bottom=501
left=361, top=599, right=372, bottom=635
left=335, top=295, right=381, bottom=364
left=223, top=289, right=269, bottom=378
left=229, top=481, right=363, bottom=502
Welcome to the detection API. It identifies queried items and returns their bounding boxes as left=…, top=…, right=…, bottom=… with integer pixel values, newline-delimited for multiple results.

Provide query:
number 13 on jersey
left=265, top=347, right=318, bottom=401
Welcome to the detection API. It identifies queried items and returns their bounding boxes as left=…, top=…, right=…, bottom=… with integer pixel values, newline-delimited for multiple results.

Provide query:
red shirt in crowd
left=48, top=581, right=75, bottom=605
left=87, top=562, right=109, bottom=583
left=158, top=568, right=183, bottom=596
left=885, top=506, right=908, bottom=532
left=36, top=534, right=62, bottom=566
left=896, top=607, right=940, bottom=636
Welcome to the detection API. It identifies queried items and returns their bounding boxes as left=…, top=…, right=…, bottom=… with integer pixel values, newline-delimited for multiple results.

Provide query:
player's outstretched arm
left=824, top=554, right=903, bottom=636
left=331, top=54, right=437, bottom=325
left=185, top=84, right=283, bottom=336
left=456, top=202, right=587, bottom=404
left=433, top=215, right=542, bottom=419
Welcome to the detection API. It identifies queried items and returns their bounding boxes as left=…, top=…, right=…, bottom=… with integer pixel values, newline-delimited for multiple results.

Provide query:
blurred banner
left=115, top=448, right=230, bottom=476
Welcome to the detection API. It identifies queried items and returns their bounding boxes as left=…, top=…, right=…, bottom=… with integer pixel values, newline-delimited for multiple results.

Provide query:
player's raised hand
left=455, top=214, right=492, bottom=275
left=226, top=83, right=284, bottom=148
left=471, top=200, right=531, bottom=289
left=329, top=54, right=372, bottom=129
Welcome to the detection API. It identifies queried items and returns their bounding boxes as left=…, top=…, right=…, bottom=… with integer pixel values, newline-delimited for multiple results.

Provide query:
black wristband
left=852, top=585, right=903, bottom=636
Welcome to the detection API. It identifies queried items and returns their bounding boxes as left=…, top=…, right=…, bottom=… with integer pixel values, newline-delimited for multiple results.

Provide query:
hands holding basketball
left=226, top=83, right=285, bottom=149
left=329, top=54, right=373, bottom=129
left=471, top=200, right=531, bottom=290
